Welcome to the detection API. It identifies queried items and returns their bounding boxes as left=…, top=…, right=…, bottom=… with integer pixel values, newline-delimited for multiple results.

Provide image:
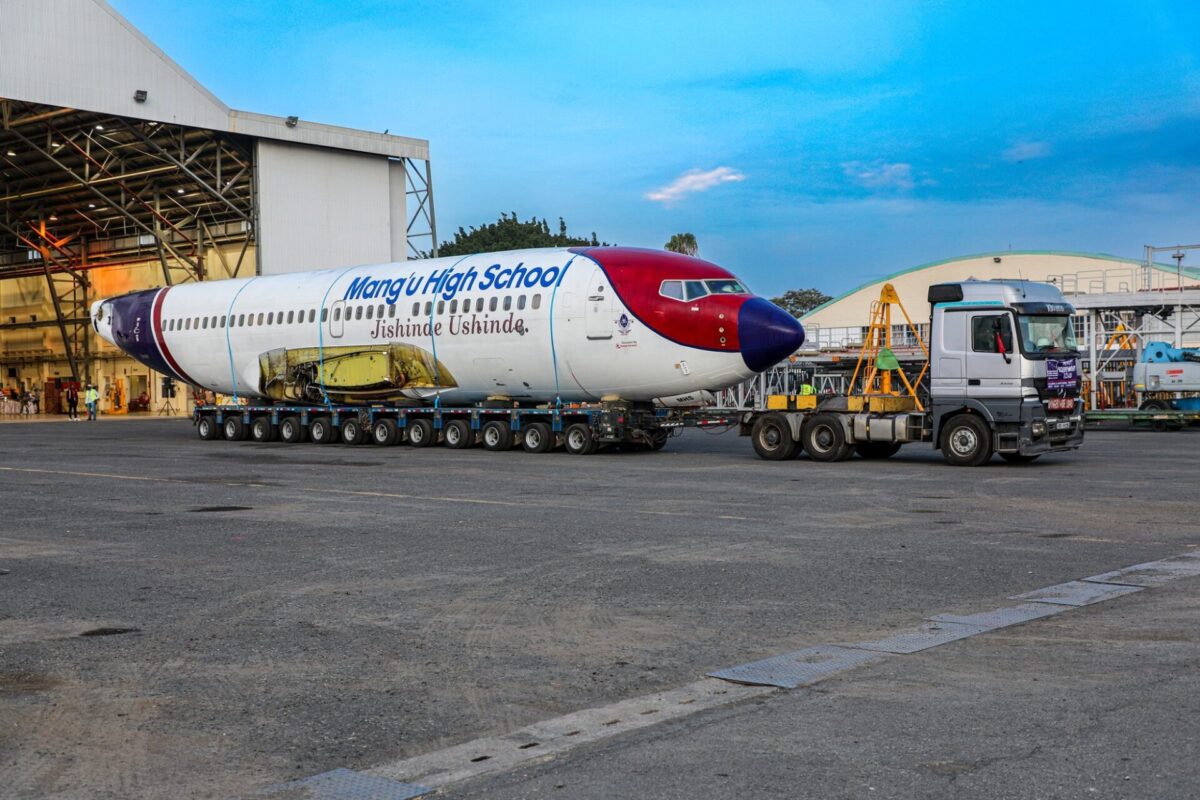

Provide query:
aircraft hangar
left=0, top=0, right=436, bottom=416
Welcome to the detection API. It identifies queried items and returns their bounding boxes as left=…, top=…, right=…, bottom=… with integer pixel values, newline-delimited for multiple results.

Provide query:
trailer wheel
left=443, top=419, right=474, bottom=449
left=802, top=413, right=853, bottom=462
left=522, top=421, right=555, bottom=453
left=855, top=441, right=901, bottom=459
left=564, top=423, right=599, bottom=455
left=279, top=416, right=306, bottom=444
left=223, top=416, right=247, bottom=441
left=1000, top=453, right=1040, bottom=464
left=250, top=417, right=277, bottom=443
left=372, top=418, right=400, bottom=446
left=340, top=417, right=368, bottom=445
left=197, top=415, right=219, bottom=440
left=1139, top=399, right=1180, bottom=431
left=941, top=414, right=993, bottom=466
left=407, top=418, right=436, bottom=448
left=481, top=420, right=512, bottom=451
left=309, top=416, right=335, bottom=445
left=751, top=413, right=800, bottom=460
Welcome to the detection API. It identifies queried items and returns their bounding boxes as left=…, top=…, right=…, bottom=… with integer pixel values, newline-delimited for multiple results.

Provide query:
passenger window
left=309, top=309, right=316, bottom=323
left=202, top=317, right=208, bottom=330
left=220, top=316, right=227, bottom=328
left=684, top=281, right=708, bottom=301
left=267, top=312, right=274, bottom=325
left=238, top=314, right=245, bottom=327
left=246, top=315, right=253, bottom=328
left=333, top=307, right=341, bottom=322
left=287, top=310, right=294, bottom=324
left=412, top=302, right=420, bottom=317
left=517, top=295, right=526, bottom=310
left=424, top=301, right=432, bottom=316
left=437, top=300, right=445, bottom=315
left=503, top=295, right=512, bottom=311
left=660, top=280, right=684, bottom=300
left=532, top=294, right=541, bottom=310
left=257, top=313, right=264, bottom=326
left=476, top=298, right=484, bottom=312
left=489, top=296, right=498, bottom=312
left=388, top=304, right=396, bottom=318
left=366, top=305, right=374, bottom=320
left=184, top=318, right=190, bottom=330
left=355, top=305, right=363, bottom=320
left=450, top=299, right=458, bottom=314
left=972, top=314, right=1013, bottom=353
left=321, top=308, right=328, bottom=322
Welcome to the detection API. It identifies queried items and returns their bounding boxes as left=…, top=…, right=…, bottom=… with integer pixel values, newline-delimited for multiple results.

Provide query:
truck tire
left=250, top=416, right=277, bottom=443
left=1000, top=453, right=1040, bottom=464
left=279, top=416, right=306, bottom=443
left=802, top=413, right=853, bottom=462
left=647, top=430, right=670, bottom=451
left=407, top=418, right=436, bottom=448
left=197, top=415, right=219, bottom=440
left=340, top=417, right=368, bottom=445
left=443, top=419, right=474, bottom=449
left=522, top=421, right=555, bottom=453
left=371, top=418, right=400, bottom=446
left=855, top=441, right=901, bottom=459
left=1140, top=399, right=1179, bottom=431
left=222, top=416, right=246, bottom=441
left=564, top=423, right=599, bottom=455
left=751, top=413, right=800, bottom=460
left=941, top=414, right=993, bottom=466
left=309, top=416, right=335, bottom=444
left=481, top=420, right=512, bottom=451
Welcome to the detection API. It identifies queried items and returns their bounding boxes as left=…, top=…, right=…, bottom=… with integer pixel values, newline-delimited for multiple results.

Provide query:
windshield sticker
left=1046, top=358, right=1079, bottom=391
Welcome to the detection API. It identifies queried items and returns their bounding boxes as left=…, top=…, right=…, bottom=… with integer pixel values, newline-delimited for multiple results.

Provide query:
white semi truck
left=745, top=279, right=1086, bottom=466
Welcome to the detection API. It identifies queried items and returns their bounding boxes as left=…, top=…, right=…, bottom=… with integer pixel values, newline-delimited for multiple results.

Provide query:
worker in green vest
left=84, top=384, right=100, bottom=421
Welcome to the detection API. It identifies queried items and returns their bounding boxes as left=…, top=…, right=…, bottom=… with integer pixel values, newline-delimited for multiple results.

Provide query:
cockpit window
left=659, top=280, right=684, bottom=300
left=684, top=281, right=709, bottom=301
left=705, top=279, right=746, bottom=294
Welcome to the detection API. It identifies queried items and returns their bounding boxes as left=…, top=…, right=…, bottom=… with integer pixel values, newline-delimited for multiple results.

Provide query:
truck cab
left=928, top=280, right=1084, bottom=464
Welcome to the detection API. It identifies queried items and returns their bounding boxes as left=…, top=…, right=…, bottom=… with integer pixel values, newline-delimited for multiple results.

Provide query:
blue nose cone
left=739, top=297, right=805, bottom=371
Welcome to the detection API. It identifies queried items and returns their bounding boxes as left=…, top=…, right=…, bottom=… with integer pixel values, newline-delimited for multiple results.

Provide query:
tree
left=771, top=288, right=833, bottom=318
left=664, top=232, right=698, bottom=256
left=429, top=213, right=607, bottom=257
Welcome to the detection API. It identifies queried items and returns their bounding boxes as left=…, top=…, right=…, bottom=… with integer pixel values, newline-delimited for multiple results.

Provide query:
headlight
left=1031, top=421, right=1047, bottom=437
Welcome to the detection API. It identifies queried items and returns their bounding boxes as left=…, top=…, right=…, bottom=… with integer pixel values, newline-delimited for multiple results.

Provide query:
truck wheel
left=223, top=416, right=246, bottom=441
left=372, top=418, right=399, bottom=446
left=481, top=420, right=512, bottom=451
left=647, top=430, right=670, bottom=451
left=803, top=413, right=853, bottom=462
left=250, top=417, right=277, bottom=443
left=1139, top=399, right=1178, bottom=431
left=279, top=416, right=306, bottom=443
left=1000, top=453, right=1040, bottom=464
left=564, top=423, right=599, bottom=455
left=855, top=441, right=901, bottom=459
left=751, top=413, right=800, bottom=460
left=941, top=415, right=993, bottom=466
left=309, top=416, right=335, bottom=444
left=443, top=419, right=474, bottom=449
left=407, top=418, right=436, bottom=448
left=197, top=415, right=219, bottom=440
left=340, top=417, right=367, bottom=445
left=523, top=421, right=555, bottom=453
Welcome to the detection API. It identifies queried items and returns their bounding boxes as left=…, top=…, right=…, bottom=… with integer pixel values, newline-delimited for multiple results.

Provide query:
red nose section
left=570, top=247, right=745, bottom=352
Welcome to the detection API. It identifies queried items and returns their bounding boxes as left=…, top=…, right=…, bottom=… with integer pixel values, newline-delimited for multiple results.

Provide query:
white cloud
left=1002, top=140, right=1052, bottom=162
left=840, top=160, right=914, bottom=191
left=645, top=166, right=746, bottom=204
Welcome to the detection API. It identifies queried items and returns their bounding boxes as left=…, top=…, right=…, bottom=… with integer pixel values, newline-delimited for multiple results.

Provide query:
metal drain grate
left=927, top=602, right=1066, bottom=631
left=1083, top=557, right=1200, bottom=587
left=841, top=621, right=988, bottom=654
left=251, top=768, right=429, bottom=799
left=708, top=645, right=887, bottom=689
left=1011, top=580, right=1143, bottom=607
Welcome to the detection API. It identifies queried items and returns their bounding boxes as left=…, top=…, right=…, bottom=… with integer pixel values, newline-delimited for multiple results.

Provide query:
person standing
left=64, top=384, right=80, bottom=421
left=84, top=384, right=100, bottom=421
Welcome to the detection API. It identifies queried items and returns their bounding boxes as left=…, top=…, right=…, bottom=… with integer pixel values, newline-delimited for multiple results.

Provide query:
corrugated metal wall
left=256, top=141, right=406, bottom=275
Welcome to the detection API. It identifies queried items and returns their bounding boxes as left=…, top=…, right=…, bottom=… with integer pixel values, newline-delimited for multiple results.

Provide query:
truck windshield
left=1017, top=315, right=1076, bottom=353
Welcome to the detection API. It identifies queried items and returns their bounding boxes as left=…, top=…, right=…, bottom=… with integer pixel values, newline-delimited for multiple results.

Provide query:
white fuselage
left=94, top=248, right=755, bottom=404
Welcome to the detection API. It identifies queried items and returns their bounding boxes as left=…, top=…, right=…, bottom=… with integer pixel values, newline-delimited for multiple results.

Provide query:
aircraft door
left=329, top=300, right=345, bottom=338
left=585, top=268, right=613, bottom=340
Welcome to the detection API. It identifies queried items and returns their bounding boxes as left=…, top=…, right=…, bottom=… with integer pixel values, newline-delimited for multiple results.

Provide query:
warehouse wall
left=256, top=141, right=406, bottom=275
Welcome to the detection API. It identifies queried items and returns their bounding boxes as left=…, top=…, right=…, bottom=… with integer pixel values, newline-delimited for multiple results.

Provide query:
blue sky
left=112, top=1, right=1200, bottom=297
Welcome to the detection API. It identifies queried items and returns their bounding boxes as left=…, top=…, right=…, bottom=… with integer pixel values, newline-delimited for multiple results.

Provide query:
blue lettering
left=344, top=275, right=369, bottom=301
left=478, top=264, right=502, bottom=291
left=523, top=266, right=543, bottom=287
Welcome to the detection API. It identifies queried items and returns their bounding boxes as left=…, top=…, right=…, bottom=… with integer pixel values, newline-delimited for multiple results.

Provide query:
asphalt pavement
left=0, top=418, right=1196, bottom=799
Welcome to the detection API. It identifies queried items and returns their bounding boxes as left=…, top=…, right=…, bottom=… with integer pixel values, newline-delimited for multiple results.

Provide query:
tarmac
left=0, top=417, right=1196, bottom=799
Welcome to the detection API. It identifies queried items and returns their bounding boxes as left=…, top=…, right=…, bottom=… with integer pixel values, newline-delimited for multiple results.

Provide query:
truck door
left=965, top=312, right=1021, bottom=400
left=329, top=300, right=346, bottom=339
left=585, top=268, right=613, bottom=340
left=931, top=309, right=966, bottom=401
